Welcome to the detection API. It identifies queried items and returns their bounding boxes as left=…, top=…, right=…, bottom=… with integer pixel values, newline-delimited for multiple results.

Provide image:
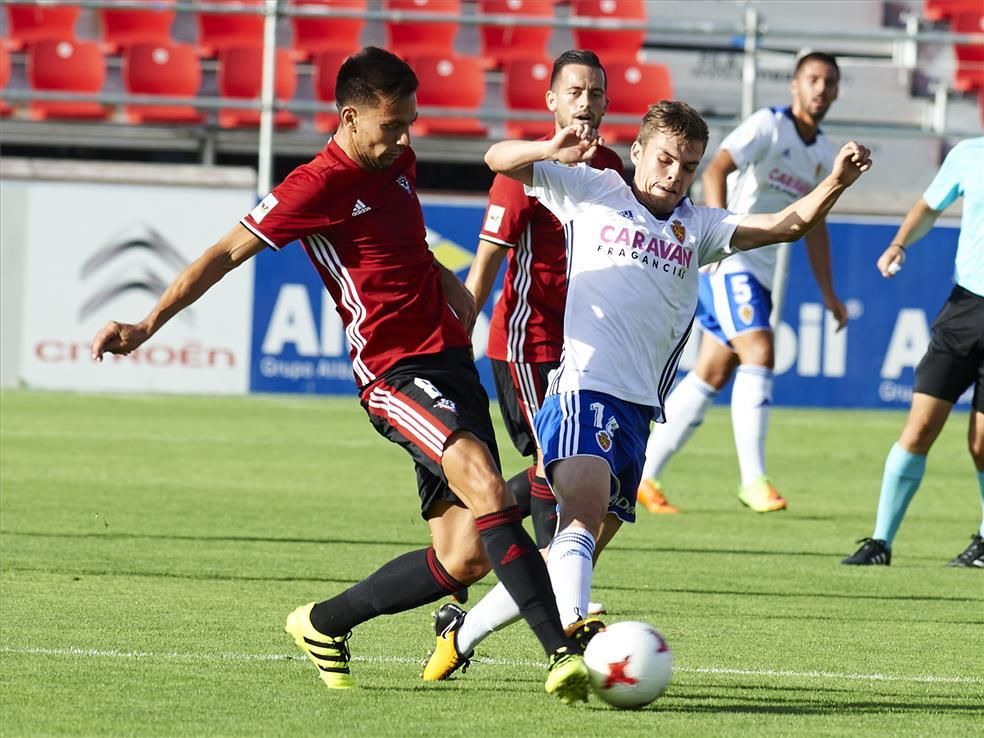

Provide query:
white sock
left=456, top=581, right=521, bottom=655
left=546, top=526, right=596, bottom=626
left=731, top=364, right=773, bottom=485
left=642, top=372, right=718, bottom=480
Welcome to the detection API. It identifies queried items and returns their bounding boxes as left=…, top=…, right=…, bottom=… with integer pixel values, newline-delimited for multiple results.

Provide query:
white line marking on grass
left=2, top=646, right=981, bottom=686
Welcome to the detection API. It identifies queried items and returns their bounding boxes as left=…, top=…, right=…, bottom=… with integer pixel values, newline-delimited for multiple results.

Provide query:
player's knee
left=443, top=432, right=512, bottom=510
left=738, top=347, right=774, bottom=369
left=968, top=434, right=984, bottom=469
left=700, top=364, right=734, bottom=389
left=440, top=546, right=491, bottom=584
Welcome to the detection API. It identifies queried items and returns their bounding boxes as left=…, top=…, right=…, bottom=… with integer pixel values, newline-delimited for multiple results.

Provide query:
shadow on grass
left=594, top=583, right=983, bottom=604
left=0, top=529, right=423, bottom=549
left=4, top=564, right=361, bottom=586
left=1, top=530, right=952, bottom=568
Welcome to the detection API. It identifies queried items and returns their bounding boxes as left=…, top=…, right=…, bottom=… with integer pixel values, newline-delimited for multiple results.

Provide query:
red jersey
left=480, top=145, right=624, bottom=363
left=241, top=140, right=470, bottom=389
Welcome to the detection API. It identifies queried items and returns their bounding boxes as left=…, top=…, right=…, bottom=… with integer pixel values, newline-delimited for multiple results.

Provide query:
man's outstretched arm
left=730, top=141, right=872, bottom=252
left=91, top=223, right=265, bottom=360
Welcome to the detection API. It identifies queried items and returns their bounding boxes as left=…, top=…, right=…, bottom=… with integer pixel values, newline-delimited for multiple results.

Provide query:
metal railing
left=2, top=0, right=983, bottom=194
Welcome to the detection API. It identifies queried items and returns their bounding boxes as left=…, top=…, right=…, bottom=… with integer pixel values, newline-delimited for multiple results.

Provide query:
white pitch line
left=1, top=646, right=981, bottom=686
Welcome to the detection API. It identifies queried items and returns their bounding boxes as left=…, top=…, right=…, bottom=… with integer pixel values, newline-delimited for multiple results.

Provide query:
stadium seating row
left=3, top=0, right=647, bottom=67
left=0, top=39, right=672, bottom=141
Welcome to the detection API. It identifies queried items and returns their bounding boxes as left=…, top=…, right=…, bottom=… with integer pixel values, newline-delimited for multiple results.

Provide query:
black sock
left=529, top=475, right=558, bottom=548
left=309, top=547, right=462, bottom=637
left=475, top=506, right=569, bottom=656
left=506, top=466, right=534, bottom=518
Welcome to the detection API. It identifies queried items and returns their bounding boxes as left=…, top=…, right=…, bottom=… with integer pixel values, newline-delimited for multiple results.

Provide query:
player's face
left=346, top=94, right=418, bottom=170
left=547, top=64, right=608, bottom=131
left=629, top=132, right=705, bottom=217
left=792, top=59, right=839, bottom=123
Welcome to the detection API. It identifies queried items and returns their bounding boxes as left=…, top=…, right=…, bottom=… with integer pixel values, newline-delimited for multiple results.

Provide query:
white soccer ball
left=582, top=621, right=673, bottom=709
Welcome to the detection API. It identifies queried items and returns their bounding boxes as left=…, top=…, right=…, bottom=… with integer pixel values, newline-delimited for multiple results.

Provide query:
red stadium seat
left=313, top=49, right=351, bottom=133
left=951, top=12, right=984, bottom=92
left=27, top=38, right=109, bottom=121
left=218, top=46, right=299, bottom=128
left=503, top=57, right=555, bottom=139
left=123, top=43, right=204, bottom=124
left=384, top=0, right=459, bottom=58
left=292, top=0, right=365, bottom=60
left=0, top=40, right=11, bottom=117
left=601, top=61, right=673, bottom=143
left=197, top=0, right=264, bottom=57
left=408, top=53, right=486, bottom=136
left=571, top=0, right=646, bottom=63
left=923, top=0, right=982, bottom=22
left=478, top=0, right=553, bottom=69
left=5, top=3, right=80, bottom=51
left=100, top=2, right=176, bottom=54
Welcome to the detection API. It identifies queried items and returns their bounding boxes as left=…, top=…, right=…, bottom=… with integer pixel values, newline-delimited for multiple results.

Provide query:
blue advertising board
left=249, top=198, right=966, bottom=410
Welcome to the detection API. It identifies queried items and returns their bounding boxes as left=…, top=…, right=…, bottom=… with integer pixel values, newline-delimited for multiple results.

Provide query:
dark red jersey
left=480, top=145, right=624, bottom=363
left=241, top=139, right=470, bottom=389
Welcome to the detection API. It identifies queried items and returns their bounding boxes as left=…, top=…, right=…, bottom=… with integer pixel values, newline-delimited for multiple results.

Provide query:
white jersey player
left=639, top=52, right=848, bottom=516
left=421, top=101, right=871, bottom=680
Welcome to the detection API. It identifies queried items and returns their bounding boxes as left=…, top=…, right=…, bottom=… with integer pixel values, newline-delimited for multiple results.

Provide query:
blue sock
left=977, top=471, right=984, bottom=537
left=872, top=443, right=927, bottom=546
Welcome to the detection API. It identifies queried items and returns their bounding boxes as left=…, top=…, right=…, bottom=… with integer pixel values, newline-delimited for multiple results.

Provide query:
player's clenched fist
left=91, top=320, right=151, bottom=361
left=831, top=141, right=872, bottom=186
left=550, top=122, right=602, bottom=164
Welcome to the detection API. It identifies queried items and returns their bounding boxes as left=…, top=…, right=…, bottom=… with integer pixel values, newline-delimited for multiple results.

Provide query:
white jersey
left=526, top=161, right=741, bottom=417
left=714, top=107, right=833, bottom=290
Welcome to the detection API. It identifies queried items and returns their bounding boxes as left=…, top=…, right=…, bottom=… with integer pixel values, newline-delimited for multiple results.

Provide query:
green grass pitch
left=1, top=390, right=981, bottom=737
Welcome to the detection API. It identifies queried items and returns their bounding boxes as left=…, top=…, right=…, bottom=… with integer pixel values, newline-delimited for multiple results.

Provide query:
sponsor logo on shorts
left=434, top=397, right=457, bottom=414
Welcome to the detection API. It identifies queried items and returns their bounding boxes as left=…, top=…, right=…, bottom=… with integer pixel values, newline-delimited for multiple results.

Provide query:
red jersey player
left=91, top=47, right=590, bottom=704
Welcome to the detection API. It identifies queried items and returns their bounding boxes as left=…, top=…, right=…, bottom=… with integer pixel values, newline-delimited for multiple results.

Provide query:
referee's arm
left=876, top=199, right=940, bottom=278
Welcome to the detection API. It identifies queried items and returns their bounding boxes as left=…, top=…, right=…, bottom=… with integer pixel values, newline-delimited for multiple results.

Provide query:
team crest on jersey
left=396, top=175, right=412, bottom=195
left=671, top=219, right=686, bottom=244
left=434, top=397, right=457, bottom=414
left=617, top=209, right=635, bottom=221
left=738, top=303, right=755, bottom=325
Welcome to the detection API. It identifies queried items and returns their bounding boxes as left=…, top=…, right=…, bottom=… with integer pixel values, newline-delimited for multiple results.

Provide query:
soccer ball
left=582, top=621, right=673, bottom=709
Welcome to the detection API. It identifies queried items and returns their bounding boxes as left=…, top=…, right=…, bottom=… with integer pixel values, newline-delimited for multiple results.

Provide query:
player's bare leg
left=441, top=432, right=587, bottom=701
left=729, top=329, right=785, bottom=512
left=546, top=456, right=611, bottom=626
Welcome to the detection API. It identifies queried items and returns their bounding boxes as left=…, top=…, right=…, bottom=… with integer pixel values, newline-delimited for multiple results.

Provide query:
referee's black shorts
left=490, top=358, right=559, bottom=458
left=360, top=348, right=501, bottom=518
left=914, top=284, right=984, bottom=412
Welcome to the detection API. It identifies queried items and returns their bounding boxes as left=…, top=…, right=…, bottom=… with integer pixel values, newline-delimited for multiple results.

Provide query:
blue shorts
left=535, top=389, right=654, bottom=524
left=697, top=270, right=773, bottom=347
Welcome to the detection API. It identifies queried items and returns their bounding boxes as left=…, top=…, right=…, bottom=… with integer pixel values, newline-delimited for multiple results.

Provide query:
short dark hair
left=637, top=100, right=708, bottom=148
left=335, top=46, right=419, bottom=109
left=794, top=51, right=840, bottom=81
left=550, top=49, right=606, bottom=89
